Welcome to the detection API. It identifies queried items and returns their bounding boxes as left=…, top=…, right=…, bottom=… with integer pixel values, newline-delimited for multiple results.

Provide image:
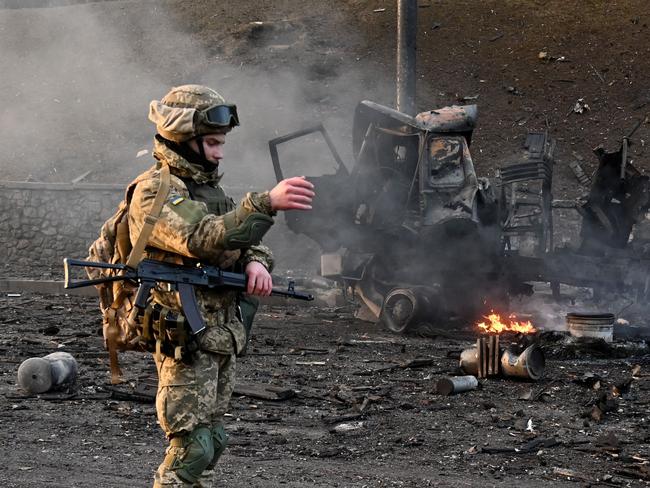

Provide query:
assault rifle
left=63, top=258, right=314, bottom=335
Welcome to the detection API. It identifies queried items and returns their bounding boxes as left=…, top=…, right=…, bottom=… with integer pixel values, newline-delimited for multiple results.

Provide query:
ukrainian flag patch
left=170, top=196, right=185, bottom=206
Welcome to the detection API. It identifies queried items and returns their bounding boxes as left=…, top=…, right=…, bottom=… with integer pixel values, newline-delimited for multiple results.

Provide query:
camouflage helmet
left=148, top=84, right=239, bottom=143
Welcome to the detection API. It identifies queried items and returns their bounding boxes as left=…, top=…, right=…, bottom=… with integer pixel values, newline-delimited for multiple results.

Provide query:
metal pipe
left=437, top=375, right=479, bottom=396
left=396, top=0, right=417, bottom=115
left=500, top=345, right=545, bottom=380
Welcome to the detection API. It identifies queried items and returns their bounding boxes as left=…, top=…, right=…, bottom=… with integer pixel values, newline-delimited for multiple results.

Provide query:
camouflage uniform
left=131, top=85, right=275, bottom=487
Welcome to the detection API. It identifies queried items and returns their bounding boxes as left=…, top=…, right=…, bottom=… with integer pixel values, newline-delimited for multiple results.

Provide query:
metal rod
left=396, top=0, right=417, bottom=115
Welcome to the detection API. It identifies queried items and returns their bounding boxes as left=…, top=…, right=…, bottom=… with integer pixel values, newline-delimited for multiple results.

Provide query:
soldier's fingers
left=287, top=185, right=315, bottom=197
left=261, top=276, right=271, bottom=296
left=261, top=277, right=269, bottom=295
left=247, top=274, right=257, bottom=295
left=286, top=177, right=314, bottom=189
left=267, top=276, right=273, bottom=295
left=287, top=202, right=312, bottom=210
left=289, top=195, right=313, bottom=204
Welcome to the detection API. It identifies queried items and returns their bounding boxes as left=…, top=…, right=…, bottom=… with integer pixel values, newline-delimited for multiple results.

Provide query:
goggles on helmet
left=203, top=104, right=239, bottom=128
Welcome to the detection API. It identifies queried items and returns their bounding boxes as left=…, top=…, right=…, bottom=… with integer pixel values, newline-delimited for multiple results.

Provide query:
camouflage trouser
left=153, top=324, right=238, bottom=488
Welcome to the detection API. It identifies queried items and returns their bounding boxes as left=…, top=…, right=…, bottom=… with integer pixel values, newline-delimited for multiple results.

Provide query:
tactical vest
left=181, top=178, right=259, bottom=354
left=181, top=178, right=236, bottom=217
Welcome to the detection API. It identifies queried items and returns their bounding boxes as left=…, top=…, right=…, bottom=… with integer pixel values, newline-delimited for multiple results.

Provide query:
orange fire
left=477, top=312, right=537, bottom=334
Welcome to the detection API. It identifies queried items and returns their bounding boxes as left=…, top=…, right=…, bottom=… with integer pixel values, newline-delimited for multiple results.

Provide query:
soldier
left=134, top=84, right=314, bottom=487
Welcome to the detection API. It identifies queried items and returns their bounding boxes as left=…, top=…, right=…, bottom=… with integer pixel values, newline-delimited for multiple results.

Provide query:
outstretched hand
left=245, top=261, right=273, bottom=296
left=269, top=176, right=315, bottom=211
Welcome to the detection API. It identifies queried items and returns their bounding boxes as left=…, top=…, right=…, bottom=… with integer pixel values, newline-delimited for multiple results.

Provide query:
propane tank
left=17, top=351, right=78, bottom=394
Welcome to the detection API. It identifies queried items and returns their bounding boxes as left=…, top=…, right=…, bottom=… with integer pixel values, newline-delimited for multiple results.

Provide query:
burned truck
left=501, top=120, right=650, bottom=301
left=270, top=101, right=509, bottom=331
left=271, top=99, right=650, bottom=333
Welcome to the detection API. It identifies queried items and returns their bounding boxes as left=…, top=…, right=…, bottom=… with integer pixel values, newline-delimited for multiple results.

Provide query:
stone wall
left=0, top=181, right=123, bottom=276
left=0, top=181, right=321, bottom=279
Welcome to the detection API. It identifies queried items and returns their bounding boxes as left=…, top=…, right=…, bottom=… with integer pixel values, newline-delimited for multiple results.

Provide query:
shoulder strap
left=126, top=164, right=171, bottom=268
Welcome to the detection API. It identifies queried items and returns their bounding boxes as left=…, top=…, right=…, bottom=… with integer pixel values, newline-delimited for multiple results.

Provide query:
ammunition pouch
left=223, top=212, right=273, bottom=250
left=235, top=294, right=259, bottom=357
left=139, top=302, right=198, bottom=364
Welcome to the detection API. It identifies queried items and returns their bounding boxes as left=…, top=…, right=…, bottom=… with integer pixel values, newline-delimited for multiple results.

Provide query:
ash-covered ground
left=1, top=293, right=648, bottom=487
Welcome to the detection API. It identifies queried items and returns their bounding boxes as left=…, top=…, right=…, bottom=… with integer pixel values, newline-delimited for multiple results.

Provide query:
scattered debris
left=106, top=386, right=155, bottom=404
left=538, top=52, right=569, bottom=62
left=573, top=372, right=603, bottom=389
left=568, top=160, right=591, bottom=186
left=436, top=375, right=478, bottom=396
left=552, top=467, right=593, bottom=483
left=589, top=63, right=606, bottom=83
left=457, top=94, right=479, bottom=102
left=584, top=392, right=618, bottom=422
left=525, top=418, right=535, bottom=432
left=571, top=98, right=590, bottom=114
left=459, top=337, right=545, bottom=380
left=505, top=85, right=521, bottom=96
left=233, top=383, right=296, bottom=401
left=71, top=170, right=92, bottom=184
left=331, top=421, right=364, bottom=433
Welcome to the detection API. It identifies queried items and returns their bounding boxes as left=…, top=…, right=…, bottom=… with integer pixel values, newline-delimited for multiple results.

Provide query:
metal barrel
left=566, top=312, right=615, bottom=342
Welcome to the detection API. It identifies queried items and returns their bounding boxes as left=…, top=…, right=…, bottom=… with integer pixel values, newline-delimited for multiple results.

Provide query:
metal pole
left=396, top=0, right=417, bottom=115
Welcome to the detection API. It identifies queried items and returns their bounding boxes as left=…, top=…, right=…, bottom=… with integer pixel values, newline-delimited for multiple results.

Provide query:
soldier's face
left=189, top=133, right=226, bottom=165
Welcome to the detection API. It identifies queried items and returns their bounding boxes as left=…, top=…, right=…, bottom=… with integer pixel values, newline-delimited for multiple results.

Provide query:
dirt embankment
left=4, top=0, right=649, bottom=194
left=176, top=0, right=650, bottom=198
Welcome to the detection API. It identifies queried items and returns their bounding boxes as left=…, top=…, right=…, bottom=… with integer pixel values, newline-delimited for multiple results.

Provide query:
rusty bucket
left=566, top=313, right=614, bottom=343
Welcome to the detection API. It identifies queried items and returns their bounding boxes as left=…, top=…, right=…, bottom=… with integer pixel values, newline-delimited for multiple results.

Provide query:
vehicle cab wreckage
left=269, top=101, right=650, bottom=334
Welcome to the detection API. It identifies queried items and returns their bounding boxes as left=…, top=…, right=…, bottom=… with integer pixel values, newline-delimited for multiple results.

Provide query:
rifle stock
left=63, top=258, right=130, bottom=289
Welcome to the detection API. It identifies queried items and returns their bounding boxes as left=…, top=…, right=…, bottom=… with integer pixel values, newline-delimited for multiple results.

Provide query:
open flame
left=477, top=312, right=537, bottom=334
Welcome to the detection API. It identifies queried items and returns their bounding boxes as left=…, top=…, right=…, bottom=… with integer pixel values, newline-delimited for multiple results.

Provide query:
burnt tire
left=379, top=288, right=420, bottom=334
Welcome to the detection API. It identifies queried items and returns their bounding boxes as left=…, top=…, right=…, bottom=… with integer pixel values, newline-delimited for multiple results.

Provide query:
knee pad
left=164, top=426, right=214, bottom=484
left=207, top=424, right=229, bottom=469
